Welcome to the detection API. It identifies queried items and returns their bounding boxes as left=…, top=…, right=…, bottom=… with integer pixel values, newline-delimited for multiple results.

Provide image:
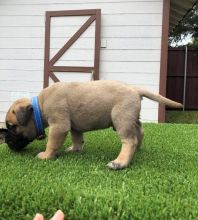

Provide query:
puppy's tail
left=136, top=88, right=183, bottom=108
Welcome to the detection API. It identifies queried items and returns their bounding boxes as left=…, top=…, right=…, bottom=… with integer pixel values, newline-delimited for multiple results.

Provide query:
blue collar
left=31, top=96, right=45, bottom=139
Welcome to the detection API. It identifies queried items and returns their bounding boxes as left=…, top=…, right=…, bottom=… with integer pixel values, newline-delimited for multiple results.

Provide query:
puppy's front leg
left=37, top=124, right=69, bottom=159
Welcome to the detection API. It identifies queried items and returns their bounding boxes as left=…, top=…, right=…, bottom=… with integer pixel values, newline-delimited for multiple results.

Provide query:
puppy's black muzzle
left=5, top=129, right=32, bottom=151
left=1, top=121, right=32, bottom=151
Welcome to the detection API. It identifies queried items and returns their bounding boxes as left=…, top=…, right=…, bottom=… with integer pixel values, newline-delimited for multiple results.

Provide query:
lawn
left=0, top=123, right=198, bottom=220
left=166, top=111, right=198, bottom=124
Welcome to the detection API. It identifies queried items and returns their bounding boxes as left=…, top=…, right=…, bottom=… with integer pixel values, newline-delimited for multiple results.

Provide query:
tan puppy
left=4, top=80, right=182, bottom=170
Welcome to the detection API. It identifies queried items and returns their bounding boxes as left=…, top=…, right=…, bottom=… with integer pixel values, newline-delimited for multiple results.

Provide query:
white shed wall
left=0, top=0, right=163, bottom=127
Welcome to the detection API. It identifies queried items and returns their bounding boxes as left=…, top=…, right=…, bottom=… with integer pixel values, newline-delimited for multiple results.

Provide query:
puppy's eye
left=6, top=122, right=16, bottom=130
left=12, top=110, right=15, bottom=114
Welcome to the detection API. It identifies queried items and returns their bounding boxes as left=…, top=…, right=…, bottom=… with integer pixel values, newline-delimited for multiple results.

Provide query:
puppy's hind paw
left=36, top=151, right=57, bottom=160
left=65, top=146, right=83, bottom=153
left=107, top=161, right=126, bottom=170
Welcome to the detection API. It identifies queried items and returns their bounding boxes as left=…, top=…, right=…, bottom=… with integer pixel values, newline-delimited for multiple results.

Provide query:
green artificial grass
left=0, top=124, right=198, bottom=220
left=166, top=110, right=198, bottom=124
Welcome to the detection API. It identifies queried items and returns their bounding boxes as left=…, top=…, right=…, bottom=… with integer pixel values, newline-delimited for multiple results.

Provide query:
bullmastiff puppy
left=2, top=80, right=182, bottom=170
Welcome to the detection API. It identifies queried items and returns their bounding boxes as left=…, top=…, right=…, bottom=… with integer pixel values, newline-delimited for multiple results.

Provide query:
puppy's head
left=4, top=98, right=38, bottom=151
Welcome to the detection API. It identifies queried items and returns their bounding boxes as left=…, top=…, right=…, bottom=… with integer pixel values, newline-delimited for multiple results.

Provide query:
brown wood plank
left=185, top=78, right=198, bottom=109
left=43, top=12, right=51, bottom=88
left=93, top=9, right=101, bottom=80
left=49, top=72, right=60, bottom=82
left=46, top=9, right=98, bottom=17
left=158, top=0, right=170, bottom=122
left=167, top=50, right=185, bottom=77
left=187, top=50, right=198, bottom=76
left=49, top=66, right=93, bottom=73
left=166, top=77, right=184, bottom=105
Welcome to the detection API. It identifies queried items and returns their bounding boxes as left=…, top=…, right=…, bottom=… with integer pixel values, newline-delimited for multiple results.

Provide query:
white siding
left=0, top=0, right=163, bottom=127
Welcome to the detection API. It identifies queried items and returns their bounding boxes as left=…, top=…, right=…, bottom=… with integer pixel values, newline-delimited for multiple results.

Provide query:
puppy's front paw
left=65, top=146, right=83, bottom=153
left=36, top=151, right=56, bottom=160
left=107, top=161, right=127, bottom=170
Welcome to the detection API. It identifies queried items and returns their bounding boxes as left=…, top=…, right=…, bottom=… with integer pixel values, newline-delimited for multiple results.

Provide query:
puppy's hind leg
left=37, top=122, right=70, bottom=159
left=136, top=121, right=144, bottom=149
left=107, top=102, right=140, bottom=170
left=66, top=130, right=84, bottom=153
left=107, top=136, right=138, bottom=170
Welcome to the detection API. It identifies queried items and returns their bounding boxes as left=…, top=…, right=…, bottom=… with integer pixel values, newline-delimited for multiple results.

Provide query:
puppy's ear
left=0, top=128, right=7, bottom=144
left=15, top=104, right=33, bottom=126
